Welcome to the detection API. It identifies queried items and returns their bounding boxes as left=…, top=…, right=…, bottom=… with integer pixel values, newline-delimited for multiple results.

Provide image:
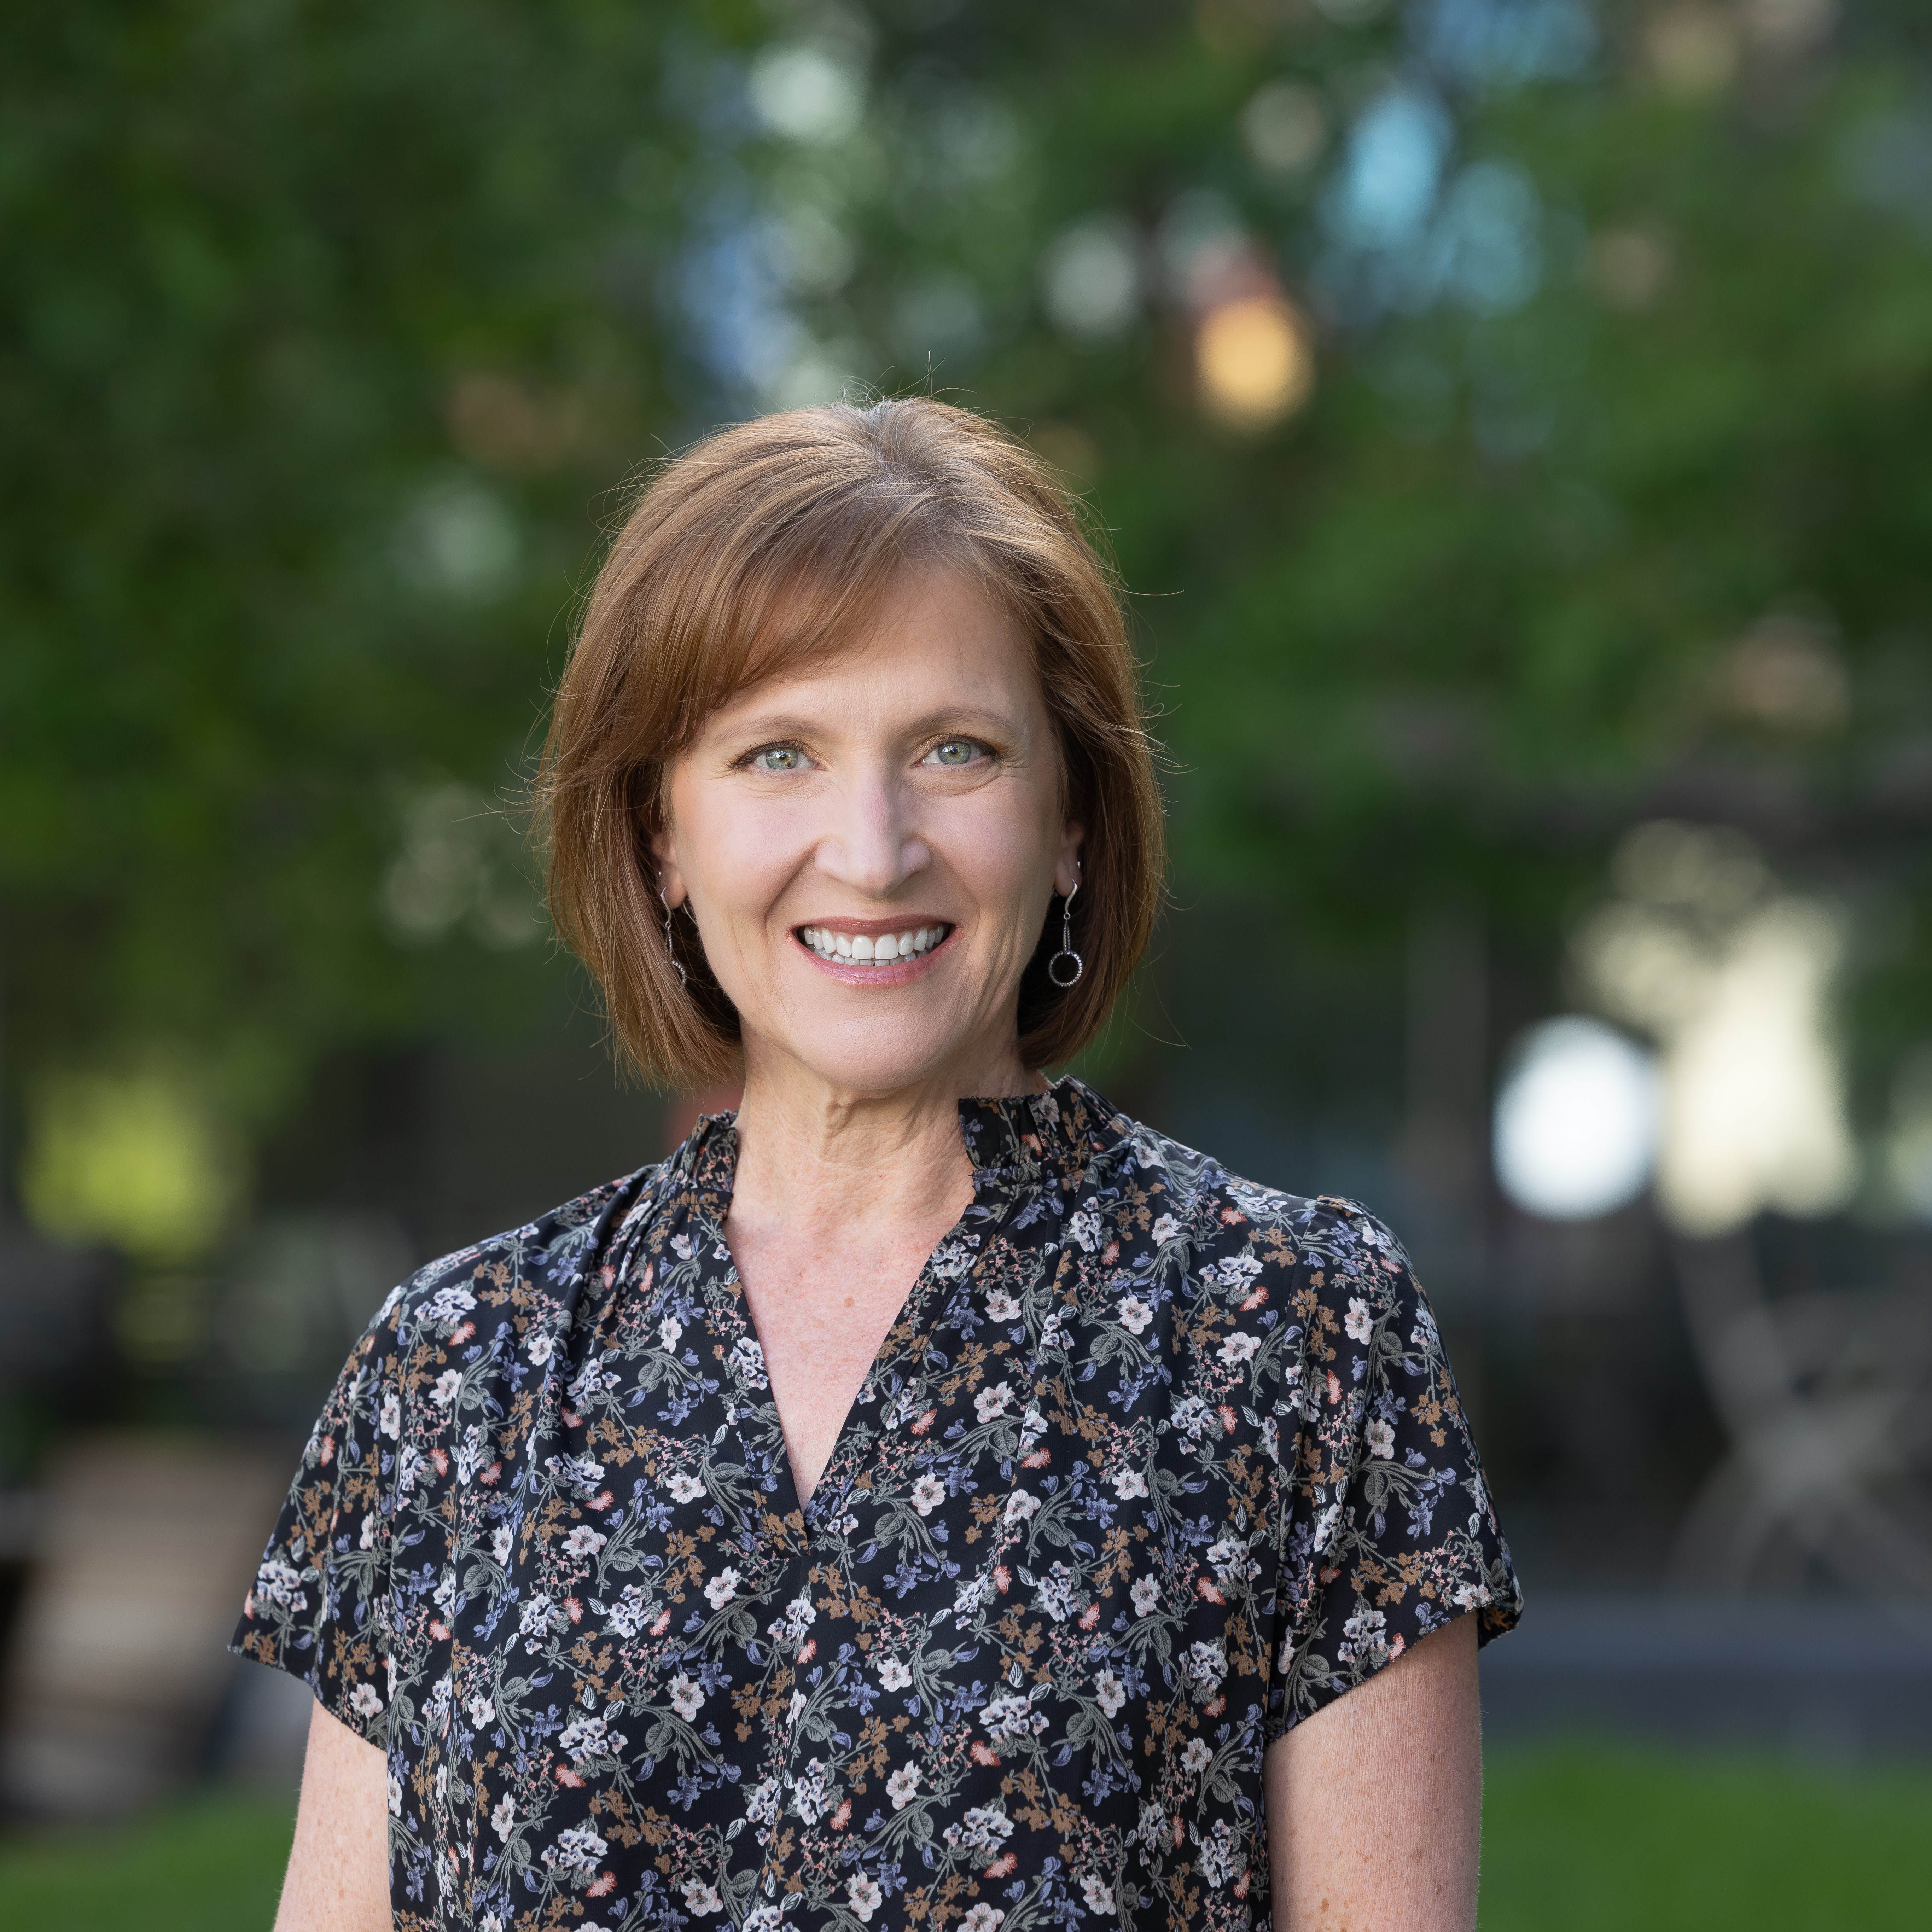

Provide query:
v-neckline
left=685, top=1110, right=973, bottom=1532
left=679, top=1087, right=1076, bottom=1532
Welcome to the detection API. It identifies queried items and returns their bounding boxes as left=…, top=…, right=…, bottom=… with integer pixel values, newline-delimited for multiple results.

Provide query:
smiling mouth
left=796, top=922, right=954, bottom=965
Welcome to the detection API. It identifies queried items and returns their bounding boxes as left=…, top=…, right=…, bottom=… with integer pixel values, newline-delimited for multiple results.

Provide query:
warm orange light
left=1194, top=295, right=1314, bottom=429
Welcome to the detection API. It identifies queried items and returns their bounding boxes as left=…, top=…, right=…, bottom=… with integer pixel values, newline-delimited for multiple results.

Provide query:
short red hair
left=538, top=398, right=1164, bottom=1088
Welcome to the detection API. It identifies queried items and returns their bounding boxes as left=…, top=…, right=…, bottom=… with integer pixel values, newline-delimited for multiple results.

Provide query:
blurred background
left=2, top=0, right=1930, bottom=1924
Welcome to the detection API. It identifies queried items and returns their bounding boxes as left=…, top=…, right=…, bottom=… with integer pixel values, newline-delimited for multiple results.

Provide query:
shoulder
left=1079, top=1094, right=1414, bottom=1288
left=369, top=1159, right=671, bottom=1358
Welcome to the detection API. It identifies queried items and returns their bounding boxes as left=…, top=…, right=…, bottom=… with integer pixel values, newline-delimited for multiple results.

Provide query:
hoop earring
left=1047, top=876, right=1084, bottom=989
left=661, top=892, right=688, bottom=987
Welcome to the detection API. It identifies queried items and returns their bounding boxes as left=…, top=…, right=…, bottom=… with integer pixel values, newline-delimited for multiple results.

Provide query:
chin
left=767, top=1017, right=988, bottom=1100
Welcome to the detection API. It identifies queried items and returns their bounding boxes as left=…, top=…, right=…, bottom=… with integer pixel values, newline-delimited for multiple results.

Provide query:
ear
left=1054, top=825, right=1085, bottom=899
left=649, top=825, right=688, bottom=912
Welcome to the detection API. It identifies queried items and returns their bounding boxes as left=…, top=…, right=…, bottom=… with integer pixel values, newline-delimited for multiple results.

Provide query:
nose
left=814, top=765, right=930, bottom=898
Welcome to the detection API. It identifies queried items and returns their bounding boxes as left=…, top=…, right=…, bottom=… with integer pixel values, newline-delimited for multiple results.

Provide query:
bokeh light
left=1194, top=293, right=1314, bottom=429
left=1493, top=1017, right=1661, bottom=1221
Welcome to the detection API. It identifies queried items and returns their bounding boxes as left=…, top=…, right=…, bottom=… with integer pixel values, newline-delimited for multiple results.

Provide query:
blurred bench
left=0, top=1434, right=289, bottom=1820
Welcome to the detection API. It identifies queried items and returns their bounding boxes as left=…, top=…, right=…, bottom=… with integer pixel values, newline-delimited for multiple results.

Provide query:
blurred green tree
left=4, top=0, right=1930, bottom=1240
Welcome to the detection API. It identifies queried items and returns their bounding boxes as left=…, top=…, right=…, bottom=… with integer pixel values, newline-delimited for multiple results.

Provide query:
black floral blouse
left=234, top=1078, right=1519, bottom=1932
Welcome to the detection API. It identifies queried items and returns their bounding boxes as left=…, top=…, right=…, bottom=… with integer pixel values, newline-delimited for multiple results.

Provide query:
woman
left=236, top=398, right=1520, bottom=1931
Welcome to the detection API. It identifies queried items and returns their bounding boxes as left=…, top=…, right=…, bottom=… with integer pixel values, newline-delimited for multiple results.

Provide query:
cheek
left=946, top=790, right=1061, bottom=919
left=670, top=788, right=801, bottom=918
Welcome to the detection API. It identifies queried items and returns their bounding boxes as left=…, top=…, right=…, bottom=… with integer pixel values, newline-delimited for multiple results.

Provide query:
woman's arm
left=1264, top=1613, right=1482, bottom=1931
left=275, top=1698, right=391, bottom=1932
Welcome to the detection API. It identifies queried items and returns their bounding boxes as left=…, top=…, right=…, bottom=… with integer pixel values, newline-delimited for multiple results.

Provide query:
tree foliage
left=4, top=0, right=1930, bottom=1204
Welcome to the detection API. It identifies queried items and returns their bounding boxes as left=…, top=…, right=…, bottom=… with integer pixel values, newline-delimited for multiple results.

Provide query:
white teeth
left=801, top=924, right=950, bottom=962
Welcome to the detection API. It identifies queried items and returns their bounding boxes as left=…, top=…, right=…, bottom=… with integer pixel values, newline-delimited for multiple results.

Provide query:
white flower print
left=910, top=1474, right=947, bottom=1516
left=490, top=1524, right=513, bottom=1565
left=526, top=1328, right=554, bottom=1366
left=961, top=1905, right=1005, bottom=1932
left=885, top=1763, right=921, bottom=1810
left=728, top=1335, right=768, bottom=1388
left=1346, top=1296, right=1373, bottom=1344
left=769, top=1591, right=815, bottom=1644
left=985, top=1288, right=1022, bottom=1321
left=543, top=1825, right=608, bottom=1875
left=978, top=1693, right=1043, bottom=1744
left=490, top=1795, right=513, bottom=1841
left=467, top=1693, right=494, bottom=1729
left=744, top=1909, right=783, bottom=1932
left=746, top=1777, right=782, bottom=1827
left=563, top=1525, right=606, bottom=1559
left=254, top=1559, right=306, bottom=1613
left=847, top=1875, right=883, bottom=1922
left=360, top=1510, right=380, bottom=1551
left=423, top=1284, right=476, bottom=1328
left=666, top=1471, right=705, bottom=1503
left=1366, top=1417, right=1397, bottom=1460
left=1341, top=1605, right=1390, bottom=1660
left=877, top=1655, right=913, bottom=1691
left=431, top=1368, right=462, bottom=1408
left=1082, top=1873, right=1117, bottom=1912
left=378, top=1390, right=401, bottom=1440
left=1130, top=1574, right=1161, bottom=1617
left=683, top=1880, right=723, bottom=1915
left=1211, top=1250, right=1264, bottom=1289
left=669, top=1674, right=703, bottom=1721
left=1068, top=1206, right=1102, bottom=1251
left=1171, top=1393, right=1212, bottom=1439
left=605, top=1585, right=650, bottom=1639
left=1218, top=1329, right=1260, bottom=1365
left=659, top=1316, right=682, bottom=1351
left=974, top=1381, right=1013, bottom=1423
left=518, top=1592, right=555, bottom=1638
left=947, top=1806, right=1014, bottom=1852
left=1117, top=1296, right=1153, bottom=1335
left=349, top=1681, right=383, bottom=1720
left=559, top=1714, right=627, bottom=1764
left=1035, top=1562, right=1079, bottom=1622
left=1095, top=1670, right=1126, bottom=1718
left=704, top=1567, right=740, bottom=1610
left=1137, top=1800, right=1166, bottom=1854
left=389, top=1770, right=403, bottom=1818
left=1198, top=1817, right=1244, bottom=1887
left=1185, top=1640, right=1227, bottom=1694
left=1181, top=1737, right=1213, bottom=1774
left=1004, top=1490, right=1039, bottom=1524
left=1151, top=1212, right=1182, bottom=1244
left=1112, top=1467, right=1149, bottom=1500
left=1208, top=1535, right=1259, bottom=1587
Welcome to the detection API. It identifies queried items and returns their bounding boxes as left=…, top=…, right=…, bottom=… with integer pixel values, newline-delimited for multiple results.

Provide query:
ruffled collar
left=669, top=1074, right=1122, bottom=1212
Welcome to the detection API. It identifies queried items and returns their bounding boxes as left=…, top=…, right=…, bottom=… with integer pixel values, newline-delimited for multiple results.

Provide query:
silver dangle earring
left=661, top=892, right=687, bottom=986
left=1047, top=875, right=1084, bottom=988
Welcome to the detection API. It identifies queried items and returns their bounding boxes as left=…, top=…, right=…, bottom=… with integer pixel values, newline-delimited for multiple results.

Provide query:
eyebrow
left=715, top=704, right=1026, bottom=743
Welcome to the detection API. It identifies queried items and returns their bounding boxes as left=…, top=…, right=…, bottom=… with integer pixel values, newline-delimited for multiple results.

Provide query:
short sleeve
left=1263, top=1204, right=1521, bottom=1740
left=230, top=1281, right=409, bottom=1745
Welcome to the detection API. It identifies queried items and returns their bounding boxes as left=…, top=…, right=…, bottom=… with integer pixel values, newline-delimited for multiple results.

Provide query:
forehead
left=699, top=565, right=1046, bottom=733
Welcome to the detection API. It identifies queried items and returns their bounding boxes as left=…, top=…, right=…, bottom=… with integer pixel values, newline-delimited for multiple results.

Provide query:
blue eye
left=750, top=745, right=807, bottom=773
left=927, top=740, right=982, bottom=767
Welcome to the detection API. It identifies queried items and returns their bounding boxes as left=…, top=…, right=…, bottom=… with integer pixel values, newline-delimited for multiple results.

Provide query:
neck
left=726, top=1041, right=1046, bottom=1242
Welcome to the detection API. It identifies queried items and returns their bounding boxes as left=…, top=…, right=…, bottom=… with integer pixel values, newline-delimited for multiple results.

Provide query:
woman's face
left=655, top=568, right=1082, bottom=1101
